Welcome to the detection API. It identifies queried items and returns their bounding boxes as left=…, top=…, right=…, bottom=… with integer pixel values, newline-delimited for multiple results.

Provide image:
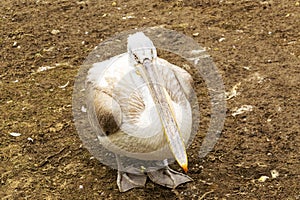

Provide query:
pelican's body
left=87, top=32, right=196, bottom=192
left=88, top=53, right=193, bottom=159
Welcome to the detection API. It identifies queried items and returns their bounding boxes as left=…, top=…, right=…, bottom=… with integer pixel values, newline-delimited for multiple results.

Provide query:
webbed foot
left=117, top=170, right=147, bottom=192
left=147, top=166, right=192, bottom=188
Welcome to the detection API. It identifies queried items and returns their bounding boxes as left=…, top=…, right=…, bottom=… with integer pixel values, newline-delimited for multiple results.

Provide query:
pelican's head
left=128, top=32, right=157, bottom=66
left=127, top=32, right=188, bottom=173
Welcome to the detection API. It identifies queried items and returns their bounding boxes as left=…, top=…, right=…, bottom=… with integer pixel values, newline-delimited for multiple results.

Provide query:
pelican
left=86, top=32, right=197, bottom=192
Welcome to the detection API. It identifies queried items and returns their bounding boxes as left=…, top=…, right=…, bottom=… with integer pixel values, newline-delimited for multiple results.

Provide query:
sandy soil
left=1, top=0, right=299, bottom=199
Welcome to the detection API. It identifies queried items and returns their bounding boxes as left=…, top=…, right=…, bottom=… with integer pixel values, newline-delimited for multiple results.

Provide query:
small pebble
left=258, top=175, right=269, bottom=182
left=270, top=169, right=279, bottom=179
left=10, top=132, right=21, bottom=137
left=218, top=37, right=225, bottom=42
left=51, top=29, right=60, bottom=35
left=81, top=106, right=87, bottom=113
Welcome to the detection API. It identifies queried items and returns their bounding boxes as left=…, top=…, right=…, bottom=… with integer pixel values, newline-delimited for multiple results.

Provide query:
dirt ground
left=1, top=0, right=299, bottom=199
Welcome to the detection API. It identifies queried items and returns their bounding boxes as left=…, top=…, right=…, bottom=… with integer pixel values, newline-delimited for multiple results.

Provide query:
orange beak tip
left=182, top=163, right=188, bottom=173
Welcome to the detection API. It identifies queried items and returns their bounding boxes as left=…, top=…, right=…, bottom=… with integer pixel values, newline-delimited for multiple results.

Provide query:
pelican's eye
left=133, top=53, right=141, bottom=64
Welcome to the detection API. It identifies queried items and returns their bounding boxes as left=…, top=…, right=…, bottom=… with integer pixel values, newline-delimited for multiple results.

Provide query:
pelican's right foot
left=117, top=171, right=147, bottom=192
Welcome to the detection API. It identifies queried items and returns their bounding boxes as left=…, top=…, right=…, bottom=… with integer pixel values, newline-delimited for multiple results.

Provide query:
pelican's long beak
left=139, top=58, right=188, bottom=173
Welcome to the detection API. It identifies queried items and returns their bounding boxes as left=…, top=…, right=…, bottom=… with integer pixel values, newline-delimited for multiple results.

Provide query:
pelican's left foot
left=147, top=166, right=193, bottom=188
left=117, top=171, right=147, bottom=192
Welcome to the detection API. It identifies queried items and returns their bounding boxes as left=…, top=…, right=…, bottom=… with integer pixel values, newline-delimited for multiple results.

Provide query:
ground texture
left=1, top=0, right=299, bottom=199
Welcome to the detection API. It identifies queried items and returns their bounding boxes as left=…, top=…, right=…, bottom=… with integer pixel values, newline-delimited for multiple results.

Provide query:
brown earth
left=1, top=0, right=299, bottom=199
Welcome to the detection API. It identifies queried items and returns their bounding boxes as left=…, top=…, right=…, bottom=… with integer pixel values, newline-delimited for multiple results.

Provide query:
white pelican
left=86, top=32, right=197, bottom=192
